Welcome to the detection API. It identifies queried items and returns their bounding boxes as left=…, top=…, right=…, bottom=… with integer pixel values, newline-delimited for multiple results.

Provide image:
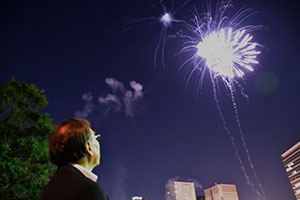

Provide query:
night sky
left=1, top=0, right=299, bottom=200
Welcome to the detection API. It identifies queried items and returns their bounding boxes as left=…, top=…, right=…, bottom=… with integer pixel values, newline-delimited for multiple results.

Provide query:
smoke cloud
left=105, top=78, right=125, bottom=92
left=75, top=78, right=144, bottom=118
left=75, top=92, right=94, bottom=118
left=99, top=94, right=122, bottom=115
left=99, top=78, right=144, bottom=117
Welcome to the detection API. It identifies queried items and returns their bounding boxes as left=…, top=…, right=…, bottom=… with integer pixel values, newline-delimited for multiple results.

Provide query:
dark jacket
left=40, top=165, right=109, bottom=200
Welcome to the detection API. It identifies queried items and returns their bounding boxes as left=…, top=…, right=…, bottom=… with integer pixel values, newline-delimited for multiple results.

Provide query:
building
left=166, top=181, right=197, bottom=200
left=196, top=195, right=205, bottom=200
left=281, top=141, right=300, bottom=200
left=204, top=183, right=239, bottom=200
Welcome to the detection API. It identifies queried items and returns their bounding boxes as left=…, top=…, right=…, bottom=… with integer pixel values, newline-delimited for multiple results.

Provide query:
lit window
left=288, top=162, right=294, bottom=167
left=293, top=171, right=297, bottom=175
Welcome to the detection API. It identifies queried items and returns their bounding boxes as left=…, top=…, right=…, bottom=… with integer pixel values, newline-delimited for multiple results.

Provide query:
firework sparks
left=121, top=0, right=191, bottom=67
left=180, top=1, right=263, bottom=85
left=179, top=1, right=265, bottom=200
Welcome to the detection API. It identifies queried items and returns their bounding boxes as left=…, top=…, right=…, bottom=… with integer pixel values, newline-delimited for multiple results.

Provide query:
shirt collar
left=70, top=163, right=98, bottom=182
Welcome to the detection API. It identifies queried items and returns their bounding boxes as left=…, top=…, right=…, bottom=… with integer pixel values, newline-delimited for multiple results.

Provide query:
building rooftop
left=281, top=141, right=300, bottom=158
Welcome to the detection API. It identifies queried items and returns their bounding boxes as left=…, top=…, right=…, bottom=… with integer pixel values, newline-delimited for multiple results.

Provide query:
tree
left=0, top=77, right=56, bottom=199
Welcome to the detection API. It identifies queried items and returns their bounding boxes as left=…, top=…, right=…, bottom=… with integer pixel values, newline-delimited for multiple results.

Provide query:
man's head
left=49, top=118, right=100, bottom=168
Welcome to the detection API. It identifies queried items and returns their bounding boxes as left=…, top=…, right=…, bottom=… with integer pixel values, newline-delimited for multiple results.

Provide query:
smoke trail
left=209, top=73, right=259, bottom=196
left=109, top=164, right=129, bottom=200
left=229, top=83, right=266, bottom=200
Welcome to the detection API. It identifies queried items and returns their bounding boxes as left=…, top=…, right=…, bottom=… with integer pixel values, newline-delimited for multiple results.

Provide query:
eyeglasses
left=94, top=133, right=101, bottom=141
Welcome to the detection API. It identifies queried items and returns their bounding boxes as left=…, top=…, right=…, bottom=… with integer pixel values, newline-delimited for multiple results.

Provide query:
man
left=41, top=118, right=109, bottom=200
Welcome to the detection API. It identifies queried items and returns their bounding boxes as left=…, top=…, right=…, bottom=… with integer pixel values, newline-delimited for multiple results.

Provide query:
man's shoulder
left=47, top=165, right=96, bottom=186
left=76, top=180, right=108, bottom=200
left=41, top=165, right=108, bottom=200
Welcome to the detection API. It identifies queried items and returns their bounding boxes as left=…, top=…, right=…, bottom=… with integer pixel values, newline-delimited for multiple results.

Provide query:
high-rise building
left=204, top=183, right=239, bottom=200
left=281, top=141, right=300, bottom=200
left=166, top=181, right=197, bottom=200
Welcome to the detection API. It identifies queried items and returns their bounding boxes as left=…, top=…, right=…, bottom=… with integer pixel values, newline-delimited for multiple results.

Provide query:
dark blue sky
left=1, top=0, right=299, bottom=199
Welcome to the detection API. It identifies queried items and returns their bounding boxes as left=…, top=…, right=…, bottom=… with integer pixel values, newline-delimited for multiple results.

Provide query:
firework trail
left=228, top=83, right=265, bottom=199
left=209, top=74, right=256, bottom=191
left=179, top=1, right=265, bottom=199
left=122, top=0, right=191, bottom=67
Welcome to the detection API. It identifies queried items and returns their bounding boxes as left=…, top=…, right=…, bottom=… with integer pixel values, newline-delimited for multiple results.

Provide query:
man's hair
left=49, top=118, right=91, bottom=166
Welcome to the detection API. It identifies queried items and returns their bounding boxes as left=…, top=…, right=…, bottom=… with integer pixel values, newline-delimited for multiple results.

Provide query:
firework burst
left=179, top=1, right=265, bottom=199
left=121, top=0, right=191, bottom=67
left=180, top=1, right=263, bottom=86
left=196, top=28, right=260, bottom=78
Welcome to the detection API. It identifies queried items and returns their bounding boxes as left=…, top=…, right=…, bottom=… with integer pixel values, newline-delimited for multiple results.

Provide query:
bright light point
left=160, top=13, right=172, bottom=26
left=162, top=13, right=170, bottom=22
left=196, top=28, right=260, bottom=78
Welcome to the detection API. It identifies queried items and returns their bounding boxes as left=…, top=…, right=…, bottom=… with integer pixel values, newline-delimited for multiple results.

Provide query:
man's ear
left=86, top=141, right=93, bottom=156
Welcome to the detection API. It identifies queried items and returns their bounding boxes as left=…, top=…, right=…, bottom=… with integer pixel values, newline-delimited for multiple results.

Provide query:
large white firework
left=180, top=1, right=263, bottom=84
left=196, top=27, right=260, bottom=78
left=179, top=2, right=265, bottom=200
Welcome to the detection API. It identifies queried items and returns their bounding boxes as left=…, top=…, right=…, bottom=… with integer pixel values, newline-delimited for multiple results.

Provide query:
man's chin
left=96, top=159, right=100, bottom=167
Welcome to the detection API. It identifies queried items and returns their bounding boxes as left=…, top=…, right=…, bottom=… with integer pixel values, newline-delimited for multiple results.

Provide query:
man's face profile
left=87, top=128, right=101, bottom=167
